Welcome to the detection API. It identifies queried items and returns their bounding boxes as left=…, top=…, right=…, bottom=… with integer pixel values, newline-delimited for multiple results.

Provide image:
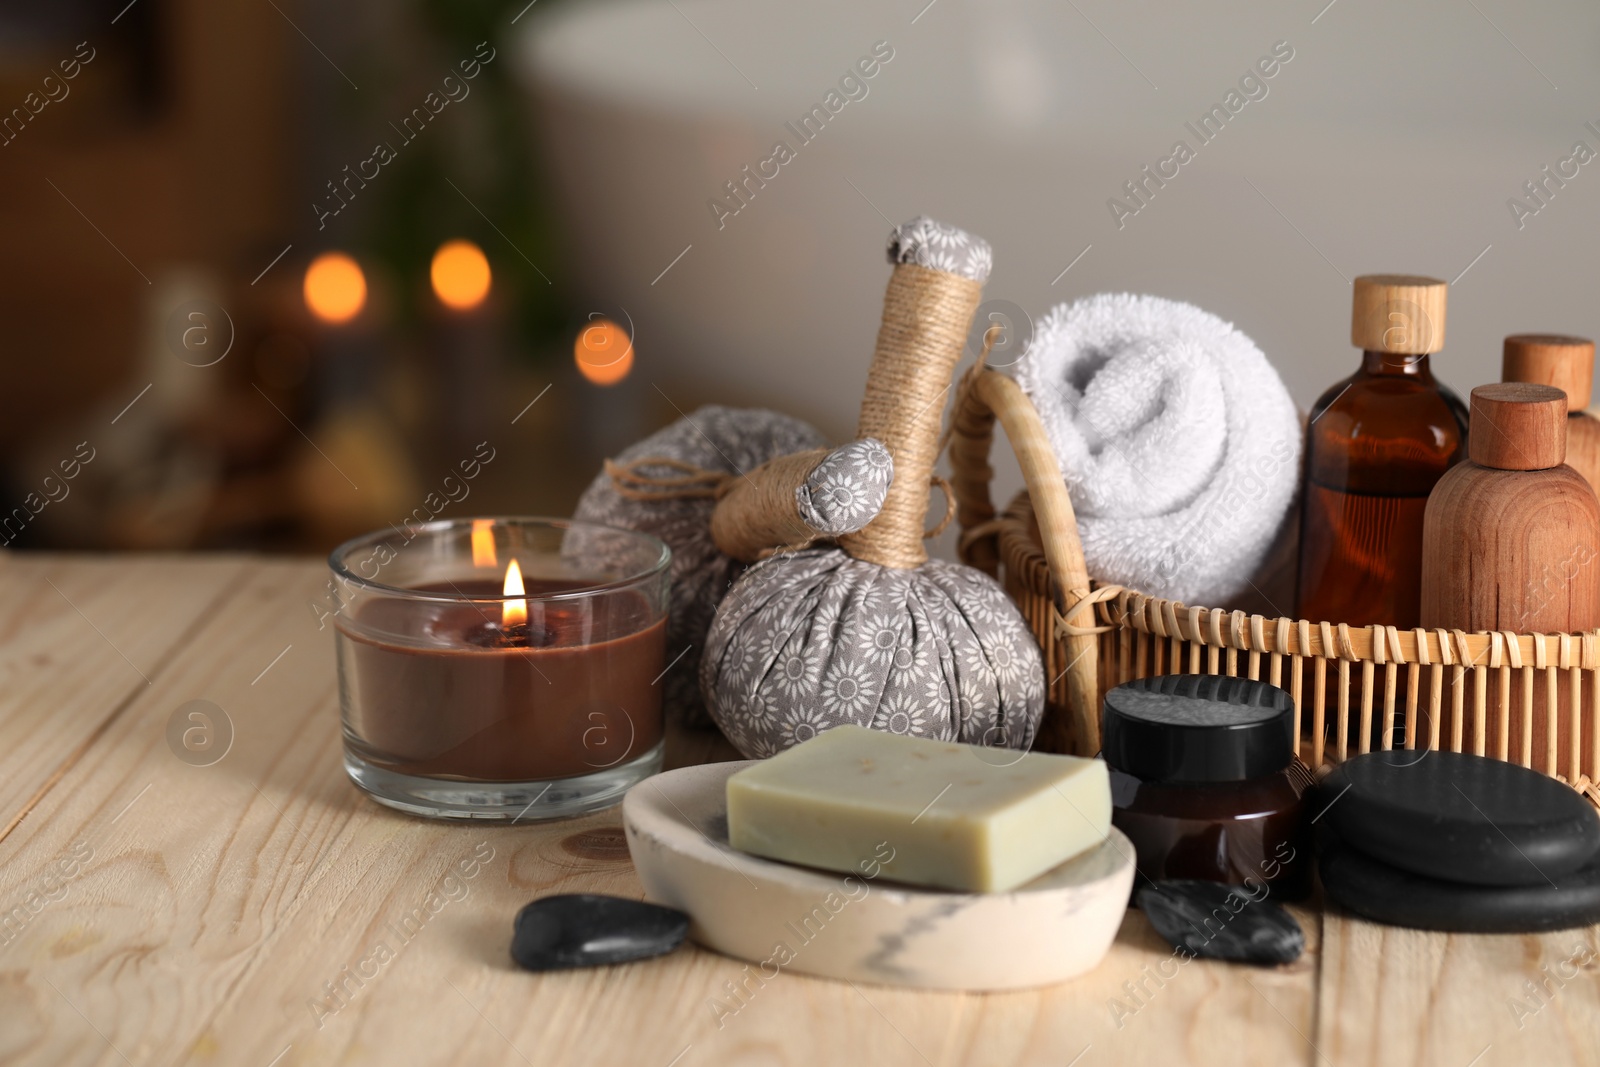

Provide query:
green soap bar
left=726, top=725, right=1110, bottom=893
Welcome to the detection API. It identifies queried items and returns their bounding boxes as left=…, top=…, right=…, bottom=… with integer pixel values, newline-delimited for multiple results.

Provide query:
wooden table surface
left=0, top=555, right=1596, bottom=1067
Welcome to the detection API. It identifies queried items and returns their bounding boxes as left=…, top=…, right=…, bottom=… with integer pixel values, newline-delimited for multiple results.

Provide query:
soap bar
left=726, top=725, right=1110, bottom=892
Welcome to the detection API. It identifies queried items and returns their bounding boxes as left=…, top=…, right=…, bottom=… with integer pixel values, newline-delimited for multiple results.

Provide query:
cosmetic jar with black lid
left=1103, top=674, right=1311, bottom=899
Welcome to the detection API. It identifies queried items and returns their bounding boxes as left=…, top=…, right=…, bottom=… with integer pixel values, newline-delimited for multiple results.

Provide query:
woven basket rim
left=990, top=489, right=1600, bottom=671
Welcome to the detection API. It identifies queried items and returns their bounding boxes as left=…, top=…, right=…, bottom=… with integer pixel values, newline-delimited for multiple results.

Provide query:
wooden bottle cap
left=1469, top=383, right=1568, bottom=470
left=1350, top=274, right=1447, bottom=355
left=1503, top=334, right=1595, bottom=410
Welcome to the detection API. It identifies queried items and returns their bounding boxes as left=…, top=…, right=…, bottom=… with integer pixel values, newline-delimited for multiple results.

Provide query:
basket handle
left=949, top=368, right=1102, bottom=753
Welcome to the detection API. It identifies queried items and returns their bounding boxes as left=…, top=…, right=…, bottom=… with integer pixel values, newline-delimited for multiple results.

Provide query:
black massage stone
left=1315, top=750, right=1600, bottom=886
left=1320, top=840, right=1600, bottom=933
left=1136, top=880, right=1304, bottom=964
left=511, top=894, right=689, bottom=972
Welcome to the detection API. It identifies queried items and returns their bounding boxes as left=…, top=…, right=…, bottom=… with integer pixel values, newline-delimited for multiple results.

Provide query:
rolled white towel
left=1014, top=293, right=1300, bottom=607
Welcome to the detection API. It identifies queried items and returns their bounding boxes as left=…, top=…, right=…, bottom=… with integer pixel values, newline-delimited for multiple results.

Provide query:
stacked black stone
left=1314, top=750, right=1600, bottom=933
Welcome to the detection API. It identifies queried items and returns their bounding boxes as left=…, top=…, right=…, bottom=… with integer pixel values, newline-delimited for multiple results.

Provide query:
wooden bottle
left=1421, top=383, right=1600, bottom=773
left=1503, top=334, right=1600, bottom=495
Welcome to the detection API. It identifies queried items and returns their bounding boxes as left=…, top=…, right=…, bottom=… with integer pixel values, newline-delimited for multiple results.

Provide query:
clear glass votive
left=329, top=517, right=670, bottom=820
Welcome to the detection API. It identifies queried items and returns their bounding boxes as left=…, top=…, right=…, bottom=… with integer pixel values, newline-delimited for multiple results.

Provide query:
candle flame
left=574, top=317, right=634, bottom=386
left=431, top=239, right=491, bottom=311
left=502, top=559, right=527, bottom=628
left=471, top=519, right=497, bottom=568
left=304, top=252, right=367, bottom=324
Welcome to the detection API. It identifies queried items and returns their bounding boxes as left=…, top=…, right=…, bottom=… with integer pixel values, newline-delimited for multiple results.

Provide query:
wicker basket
left=948, top=368, right=1600, bottom=809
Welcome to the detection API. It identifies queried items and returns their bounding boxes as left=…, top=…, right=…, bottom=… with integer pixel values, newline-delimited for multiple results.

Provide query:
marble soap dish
left=623, top=761, right=1135, bottom=991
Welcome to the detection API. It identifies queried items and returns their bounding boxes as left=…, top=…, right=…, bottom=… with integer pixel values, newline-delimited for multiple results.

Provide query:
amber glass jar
left=1102, top=674, right=1311, bottom=899
left=1296, top=275, right=1469, bottom=629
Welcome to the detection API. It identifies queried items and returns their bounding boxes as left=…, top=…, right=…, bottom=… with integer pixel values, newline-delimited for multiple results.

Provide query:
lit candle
left=428, top=239, right=500, bottom=450
left=574, top=317, right=634, bottom=387
left=572, top=314, right=646, bottom=458
left=299, top=249, right=384, bottom=409
left=431, top=240, right=491, bottom=312
left=471, top=517, right=497, bottom=567
left=501, top=558, right=527, bottom=629
left=329, top=517, right=671, bottom=820
left=304, top=252, right=367, bottom=325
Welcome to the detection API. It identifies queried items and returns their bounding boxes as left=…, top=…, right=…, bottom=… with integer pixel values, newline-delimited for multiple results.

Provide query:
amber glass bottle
left=1296, top=275, right=1469, bottom=628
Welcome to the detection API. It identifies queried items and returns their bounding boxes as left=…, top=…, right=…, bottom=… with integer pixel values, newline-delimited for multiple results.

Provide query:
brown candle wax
left=338, top=579, right=665, bottom=781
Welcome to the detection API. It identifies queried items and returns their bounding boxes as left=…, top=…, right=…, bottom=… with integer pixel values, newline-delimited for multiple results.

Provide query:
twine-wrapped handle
left=838, top=217, right=991, bottom=569
left=948, top=367, right=1102, bottom=754
left=710, top=439, right=893, bottom=561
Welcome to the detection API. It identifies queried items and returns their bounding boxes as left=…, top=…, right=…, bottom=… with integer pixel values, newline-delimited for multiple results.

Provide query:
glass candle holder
left=330, top=517, right=670, bottom=820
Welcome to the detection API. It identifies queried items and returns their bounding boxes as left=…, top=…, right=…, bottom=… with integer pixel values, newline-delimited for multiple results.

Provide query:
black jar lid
left=1102, top=675, right=1296, bottom=784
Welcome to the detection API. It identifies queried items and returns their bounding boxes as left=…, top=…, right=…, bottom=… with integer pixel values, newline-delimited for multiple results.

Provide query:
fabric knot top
left=795, top=438, right=894, bottom=535
left=887, top=216, right=993, bottom=282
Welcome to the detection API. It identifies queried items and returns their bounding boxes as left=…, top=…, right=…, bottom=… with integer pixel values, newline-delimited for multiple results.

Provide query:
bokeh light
left=431, top=239, right=492, bottom=311
left=471, top=518, right=497, bottom=568
left=303, top=252, right=367, bottom=324
left=574, top=317, right=634, bottom=386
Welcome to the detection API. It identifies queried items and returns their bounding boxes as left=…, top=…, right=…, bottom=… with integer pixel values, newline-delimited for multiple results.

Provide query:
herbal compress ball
left=703, top=217, right=1045, bottom=756
left=578, top=412, right=893, bottom=726
left=576, top=406, right=824, bottom=725
left=704, top=547, right=1044, bottom=755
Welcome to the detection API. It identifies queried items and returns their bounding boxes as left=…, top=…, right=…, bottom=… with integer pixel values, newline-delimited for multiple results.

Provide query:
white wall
left=522, top=0, right=1600, bottom=451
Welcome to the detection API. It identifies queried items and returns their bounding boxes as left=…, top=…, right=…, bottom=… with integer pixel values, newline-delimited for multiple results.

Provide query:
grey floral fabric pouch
left=702, top=547, right=1044, bottom=757
left=575, top=405, right=826, bottom=725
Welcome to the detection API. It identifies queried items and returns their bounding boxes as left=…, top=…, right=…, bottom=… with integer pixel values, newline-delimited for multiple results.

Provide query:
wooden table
left=0, top=555, right=1596, bottom=1066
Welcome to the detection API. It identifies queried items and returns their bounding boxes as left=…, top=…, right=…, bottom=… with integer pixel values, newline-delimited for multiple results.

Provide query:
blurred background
left=1, top=0, right=1597, bottom=554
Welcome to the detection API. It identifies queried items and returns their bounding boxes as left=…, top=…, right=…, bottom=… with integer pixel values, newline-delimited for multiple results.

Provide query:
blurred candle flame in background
left=502, top=557, right=527, bottom=628
left=471, top=518, right=497, bottom=568
left=431, top=240, right=492, bottom=311
left=574, top=317, right=634, bottom=386
left=303, top=252, right=367, bottom=324
left=0, top=2, right=632, bottom=556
